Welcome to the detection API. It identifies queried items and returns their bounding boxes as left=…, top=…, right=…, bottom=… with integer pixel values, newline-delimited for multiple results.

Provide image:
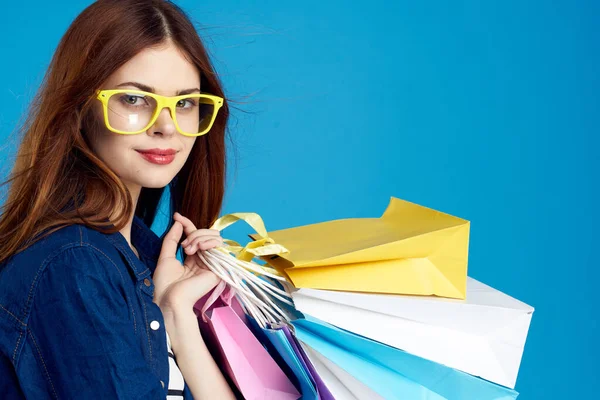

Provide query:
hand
left=152, top=212, right=224, bottom=312
left=177, top=212, right=224, bottom=256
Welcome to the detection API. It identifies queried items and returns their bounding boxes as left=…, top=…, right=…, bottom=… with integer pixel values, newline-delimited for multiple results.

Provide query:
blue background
left=2, top=1, right=598, bottom=398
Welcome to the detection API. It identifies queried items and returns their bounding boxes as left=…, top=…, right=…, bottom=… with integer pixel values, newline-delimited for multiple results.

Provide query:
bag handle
left=210, top=212, right=289, bottom=262
left=195, top=280, right=236, bottom=323
left=195, top=212, right=293, bottom=328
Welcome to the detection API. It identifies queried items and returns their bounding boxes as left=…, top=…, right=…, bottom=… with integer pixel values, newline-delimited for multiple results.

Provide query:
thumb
left=159, top=220, right=183, bottom=261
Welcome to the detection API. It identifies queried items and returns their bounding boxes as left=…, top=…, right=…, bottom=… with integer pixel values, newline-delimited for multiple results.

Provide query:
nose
left=148, top=107, right=177, bottom=136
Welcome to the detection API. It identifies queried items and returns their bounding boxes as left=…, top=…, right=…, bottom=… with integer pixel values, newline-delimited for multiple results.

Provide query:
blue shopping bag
left=292, top=315, right=519, bottom=400
left=246, top=315, right=335, bottom=400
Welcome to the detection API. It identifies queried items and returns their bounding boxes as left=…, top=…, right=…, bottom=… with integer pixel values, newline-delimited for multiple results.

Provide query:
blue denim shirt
left=0, top=215, right=194, bottom=399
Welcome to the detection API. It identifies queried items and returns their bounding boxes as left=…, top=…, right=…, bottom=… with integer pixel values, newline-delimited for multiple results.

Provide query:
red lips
left=135, top=148, right=177, bottom=155
left=135, top=148, right=177, bottom=165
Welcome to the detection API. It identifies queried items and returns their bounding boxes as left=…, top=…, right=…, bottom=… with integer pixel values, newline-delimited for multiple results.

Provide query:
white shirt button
left=150, top=320, right=160, bottom=330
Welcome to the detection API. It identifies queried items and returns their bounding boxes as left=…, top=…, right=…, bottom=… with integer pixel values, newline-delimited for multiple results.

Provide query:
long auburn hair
left=0, top=0, right=230, bottom=265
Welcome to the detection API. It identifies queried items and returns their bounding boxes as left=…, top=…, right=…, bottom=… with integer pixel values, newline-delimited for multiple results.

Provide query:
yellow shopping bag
left=251, top=197, right=470, bottom=299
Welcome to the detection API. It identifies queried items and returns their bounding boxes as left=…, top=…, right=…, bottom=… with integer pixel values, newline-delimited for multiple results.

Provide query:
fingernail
left=182, top=239, right=188, bottom=245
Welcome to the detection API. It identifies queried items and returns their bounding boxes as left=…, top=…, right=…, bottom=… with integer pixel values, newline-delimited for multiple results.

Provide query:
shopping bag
left=281, top=325, right=335, bottom=400
left=193, top=283, right=300, bottom=400
left=292, top=277, right=534, bottom=389
left=292, top=315, right=519, bottom=400
left=251, top=197, right=470, bottom=298
left=245, top=316, right=335, bottom=400
left=301, top=341, right=386, bottom=400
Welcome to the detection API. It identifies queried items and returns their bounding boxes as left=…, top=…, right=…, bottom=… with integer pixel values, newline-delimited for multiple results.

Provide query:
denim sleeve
left=27, top=245, right=166, bottom=399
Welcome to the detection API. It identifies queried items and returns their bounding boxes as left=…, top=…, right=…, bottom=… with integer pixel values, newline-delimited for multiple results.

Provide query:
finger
left=159, top=220, right=183, bottom=260
left=183, top=238, right=223, bottom=254
left=181, top=229, right=222, bottom=246
left=186, top=235, right=224, bottom=250
left=174, top=212, right=220, bottom=237
left=173, top=212, right=198, bottom=236
left=196, top=238, right=223, bottom=251
left=183, top=239, right=222, bottom=254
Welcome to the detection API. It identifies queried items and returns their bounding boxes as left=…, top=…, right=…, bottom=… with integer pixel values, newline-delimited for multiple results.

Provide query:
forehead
left=103, top=43, right=200, bottom=95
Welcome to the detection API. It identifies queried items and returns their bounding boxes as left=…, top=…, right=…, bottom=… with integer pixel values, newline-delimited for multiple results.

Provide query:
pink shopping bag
left=193, top=282, right=300, bottom=400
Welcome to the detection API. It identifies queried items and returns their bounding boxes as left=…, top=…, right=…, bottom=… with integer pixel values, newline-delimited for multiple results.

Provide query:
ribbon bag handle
left=210, top=212, right=269, bottom=237
left=210, top=212, right=289, bottom=262
left=195, top=280, right=238, bottom=323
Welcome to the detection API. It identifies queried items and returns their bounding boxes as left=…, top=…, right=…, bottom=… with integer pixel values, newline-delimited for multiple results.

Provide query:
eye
left=176, top=98, right=197, bottom=108
left=119, top=94, right=150, bottom=107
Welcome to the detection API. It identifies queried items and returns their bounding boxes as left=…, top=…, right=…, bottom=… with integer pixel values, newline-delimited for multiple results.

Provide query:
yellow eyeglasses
left=95, top=89, right=224, bottom=137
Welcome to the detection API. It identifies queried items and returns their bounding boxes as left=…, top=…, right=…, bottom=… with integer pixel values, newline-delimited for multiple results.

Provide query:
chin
left=136, top=174, right=175, bottom=189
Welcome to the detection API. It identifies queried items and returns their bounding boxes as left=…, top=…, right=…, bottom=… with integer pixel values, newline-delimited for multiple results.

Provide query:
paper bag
left=245, top=317, right=335, bottom=400
left=252, top=197, right=470, bottom=298
left=292, top=277, right=534, bottom=389
left=193, top=283, right=300, bottom=400
left=301, top=343, right=386, bottom=400
left=292, top=315, right=519, bottom=400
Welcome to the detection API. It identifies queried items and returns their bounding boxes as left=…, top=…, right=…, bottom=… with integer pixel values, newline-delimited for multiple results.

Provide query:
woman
left=0, top=0, right=237, bottom=398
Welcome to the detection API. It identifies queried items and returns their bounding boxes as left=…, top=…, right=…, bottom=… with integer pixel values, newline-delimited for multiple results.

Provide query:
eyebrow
left=115, top=81, right=201, bottom=95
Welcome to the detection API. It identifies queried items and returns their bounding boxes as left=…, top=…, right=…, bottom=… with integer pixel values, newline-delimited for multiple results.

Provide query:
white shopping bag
left=292, top=277, right=534, bottom=389
left=300, top=343, right=385, bottom=400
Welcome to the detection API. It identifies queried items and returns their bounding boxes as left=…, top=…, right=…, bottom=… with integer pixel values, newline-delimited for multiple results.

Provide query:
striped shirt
left=166, top=331, right=185, bottom=399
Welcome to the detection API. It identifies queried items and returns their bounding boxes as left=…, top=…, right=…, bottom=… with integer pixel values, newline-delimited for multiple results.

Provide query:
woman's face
left=85, top=41, right=199, bottom=190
